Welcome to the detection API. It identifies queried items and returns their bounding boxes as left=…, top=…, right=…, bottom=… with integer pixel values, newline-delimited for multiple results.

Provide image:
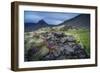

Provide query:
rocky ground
left=25, top=31, right=89, bottom=61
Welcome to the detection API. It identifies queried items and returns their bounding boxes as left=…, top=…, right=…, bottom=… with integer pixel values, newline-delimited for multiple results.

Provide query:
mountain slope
left=59, top=14, right=90, bottom=29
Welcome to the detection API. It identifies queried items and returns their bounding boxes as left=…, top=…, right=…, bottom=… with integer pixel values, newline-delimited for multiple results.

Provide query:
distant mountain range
left=25, top=19, right=48, bottom=32
left=25, top=14, right=90, bottom=32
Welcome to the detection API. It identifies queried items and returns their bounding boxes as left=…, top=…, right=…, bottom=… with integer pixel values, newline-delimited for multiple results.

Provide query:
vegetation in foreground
left=24, top=26, right=90, bottom=61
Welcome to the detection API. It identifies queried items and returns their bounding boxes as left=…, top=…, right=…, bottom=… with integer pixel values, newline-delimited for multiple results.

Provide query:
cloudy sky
left=24, top=11, right=80, bottom=25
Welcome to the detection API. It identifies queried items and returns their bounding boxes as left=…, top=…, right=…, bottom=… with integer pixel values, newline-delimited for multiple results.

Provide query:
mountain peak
left=37, top=19, right=47, bottom=24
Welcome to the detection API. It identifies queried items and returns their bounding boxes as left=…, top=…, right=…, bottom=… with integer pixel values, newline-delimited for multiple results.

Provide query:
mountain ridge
left=25, top=14, right=90, bottom=32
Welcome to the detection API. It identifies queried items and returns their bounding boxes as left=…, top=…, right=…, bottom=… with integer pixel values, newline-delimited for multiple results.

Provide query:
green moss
left=65, top=28, right=90, bottom=55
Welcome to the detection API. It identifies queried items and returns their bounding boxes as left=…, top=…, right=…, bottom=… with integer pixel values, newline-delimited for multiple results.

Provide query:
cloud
left=24, top=13, right=43, bottom=23
left=24, top=11, right=80, bottom=25
left=44, top=18, right=63, bottom=25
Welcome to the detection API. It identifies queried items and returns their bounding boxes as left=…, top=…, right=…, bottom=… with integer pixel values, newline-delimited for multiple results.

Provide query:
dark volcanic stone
left=41, top=32, right=89, bottom=60
left=25, top=32, right=89, bottom=61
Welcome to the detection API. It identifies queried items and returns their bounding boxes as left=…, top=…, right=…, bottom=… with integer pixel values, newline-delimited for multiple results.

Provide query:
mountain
left=58, top=14, right=90, bottom=29
left=25, top=14, right=90, bottom=32
left=37, top=19, right=48, bottom=26
left=24, top=20, right=48, bottom=32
